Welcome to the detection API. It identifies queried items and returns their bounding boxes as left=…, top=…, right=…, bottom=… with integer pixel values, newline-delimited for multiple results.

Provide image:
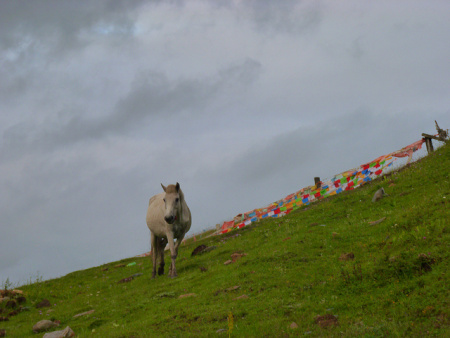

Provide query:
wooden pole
left=422, top=133, right=445, bottom=142
left=314, top=177, right=321, bottom=189
left=424, top=137, right=434, bottom=154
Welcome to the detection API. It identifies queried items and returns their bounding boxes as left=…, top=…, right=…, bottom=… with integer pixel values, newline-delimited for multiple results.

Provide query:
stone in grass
left=191, top=245, right=207, bottom=256
left=32, top=320, right=59, bottom=333
left=202, top=246, right=217, bottom=254
left=372, top=188, right=388, bottom=202
left=0, top=290, right=11, bottom=298
left=225, top=286, right=240, bottom=292
left=179, top=293, right=197, bottom=299
left=36, top=299, right=51, bottom=308
left=289, top=322, right=299, bottom=329
left=339, top=253, right=355, bottom=261
left=231, top=252, right=247, bottom=262
left=153, top=292, right=176, bottom=299
left=369, top=217, right=386, bottom=226
left=224, top=252, right=247, bottom=265
left=233, top=294, right=248, bottom=300
left=8, top=310, right=19, bottom=317
left=315, top=314, right=338, bottom=328
left=118, top=277, right=133, bottom=283
left=73, top=309, right=95, bottom=318
left=43, top=326, right=75, bottom=338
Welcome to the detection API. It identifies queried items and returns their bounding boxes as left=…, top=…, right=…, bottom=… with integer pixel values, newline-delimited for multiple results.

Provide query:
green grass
left=2, top=143, right=449, bottom=337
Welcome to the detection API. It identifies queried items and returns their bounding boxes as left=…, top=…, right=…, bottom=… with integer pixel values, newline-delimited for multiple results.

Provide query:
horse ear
left=176, top=182, right=180, bottom=192
left=161, top=183, right=167, bottom=192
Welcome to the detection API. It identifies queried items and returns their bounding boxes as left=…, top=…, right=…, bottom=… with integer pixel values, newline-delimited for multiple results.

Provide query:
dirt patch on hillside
left=315, top=314, right=339, bottom=328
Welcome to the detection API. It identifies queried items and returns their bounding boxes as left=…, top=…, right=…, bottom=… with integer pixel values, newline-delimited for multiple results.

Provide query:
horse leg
left=158, top=237, right=167, bottom=275
left=168, top=245, right=172, bottom=276
left=170, top=233, right=185, bottom=275
left=166, top=231, right=177, bottom=278
left=150, top=232, right=157, bottom=279
left=174, top=233, right=185, bottom=256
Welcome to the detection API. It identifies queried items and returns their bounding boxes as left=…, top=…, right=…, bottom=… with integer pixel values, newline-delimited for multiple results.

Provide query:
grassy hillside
left=1, top=142, right=449, bottom=337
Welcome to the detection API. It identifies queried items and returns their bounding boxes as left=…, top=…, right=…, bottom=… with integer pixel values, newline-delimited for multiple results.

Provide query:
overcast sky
left=1, top=0, right=449, bottom=285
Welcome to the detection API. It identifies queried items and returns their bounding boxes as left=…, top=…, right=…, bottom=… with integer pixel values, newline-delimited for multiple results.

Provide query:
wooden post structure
left=435, top=120, right=449, bottom=141
left=422, top=120, right=448, bottom=154
left=423, top=136, right=434, bottom=154
left=314, top=177, right=321, bottom=189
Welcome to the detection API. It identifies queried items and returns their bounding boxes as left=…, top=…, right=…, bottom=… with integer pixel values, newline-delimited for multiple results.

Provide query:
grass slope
left=2, top=143, right=449, bottom=337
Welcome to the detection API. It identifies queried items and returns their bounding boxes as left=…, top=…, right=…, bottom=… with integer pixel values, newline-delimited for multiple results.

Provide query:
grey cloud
left=349, top=37, right=365, bottom=60
left=160, top=0, right=322, bottom=35
left=0, top=1, right=143, bottom=48
left=243, top=0, right=323, bottom=35
left=113, top=72, right=219, bottom=122
left=1, top=58, right=262, bottom=161
left=218, top=58, right=262, bottom=86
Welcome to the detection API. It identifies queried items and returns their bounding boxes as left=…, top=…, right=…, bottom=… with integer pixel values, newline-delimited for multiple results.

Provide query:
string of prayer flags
left=219, top=139, right=425, bottom=234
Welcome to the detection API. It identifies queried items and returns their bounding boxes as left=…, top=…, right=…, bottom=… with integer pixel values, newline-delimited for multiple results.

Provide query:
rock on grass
left=73, top=309, right=95, bottom=318
left=339, top=253, right=355, bottom=261
left=289, top=322, right=298, bottom=329
left=43, top=326, right=75, bottom=338
left=32, top=320, right=59, bottom=333
left=191, top=245, right=207, bottom=256
left=36, top=299, right=51, bottom=308
left=315, top=314, right=338, bottom=328
left=233, top=294, right=249, bottom=300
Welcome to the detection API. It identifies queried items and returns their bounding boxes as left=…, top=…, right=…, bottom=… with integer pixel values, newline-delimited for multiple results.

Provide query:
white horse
left=146, top=182, right=191, bottom=278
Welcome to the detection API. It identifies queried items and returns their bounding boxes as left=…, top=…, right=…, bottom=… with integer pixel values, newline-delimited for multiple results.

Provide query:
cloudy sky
left=1, top=0, right=449, bottom=285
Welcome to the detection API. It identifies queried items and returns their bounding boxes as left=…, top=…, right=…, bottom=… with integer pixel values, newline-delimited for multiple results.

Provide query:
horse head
left=161, top=182, right=182, bottom=224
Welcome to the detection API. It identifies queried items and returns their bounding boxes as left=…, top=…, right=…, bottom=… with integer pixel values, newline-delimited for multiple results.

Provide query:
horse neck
left=177, top=189, right=188, bottom=223
left=178, top=188, right=185, bottom=202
